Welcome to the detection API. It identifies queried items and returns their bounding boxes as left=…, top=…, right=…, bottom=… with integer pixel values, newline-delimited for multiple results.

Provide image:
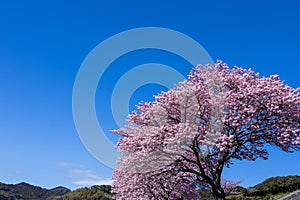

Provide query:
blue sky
left=0, top=0, right=300, bottom=190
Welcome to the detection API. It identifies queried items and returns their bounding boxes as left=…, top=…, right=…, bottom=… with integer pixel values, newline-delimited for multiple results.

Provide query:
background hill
left=223, top=175, right=300, bottom=200
left=197, top=175, right=300, bottom=200
left=58, top=185, right=112, bottom=200
left=0, top=183, right=112, bottom=200
left=247, top=175, right=300, bottom=196
left=0, top=182, right=70, bottom=200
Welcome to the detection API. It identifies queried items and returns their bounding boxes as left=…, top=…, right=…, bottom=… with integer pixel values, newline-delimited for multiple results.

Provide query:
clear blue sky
left=0, top=0, right=299, bottom=190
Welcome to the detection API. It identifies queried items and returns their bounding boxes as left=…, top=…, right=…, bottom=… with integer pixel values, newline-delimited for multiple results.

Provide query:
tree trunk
left=211, top=186, right=226, bottom=200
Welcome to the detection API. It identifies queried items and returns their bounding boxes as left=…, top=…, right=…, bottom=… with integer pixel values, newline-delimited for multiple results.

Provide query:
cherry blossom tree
left=111, top=61, right=300, bottom=200
left=112, top=167, right=199, bottom=200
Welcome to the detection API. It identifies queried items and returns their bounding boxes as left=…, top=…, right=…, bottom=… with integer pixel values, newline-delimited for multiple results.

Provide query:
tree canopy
left=112, top=61, right=300, bottom=200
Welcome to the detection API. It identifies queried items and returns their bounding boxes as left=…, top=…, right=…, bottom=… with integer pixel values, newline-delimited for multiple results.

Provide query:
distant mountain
left=0, top=182, right=70, bottom=200
left=0, top=182, right=113, bottom=200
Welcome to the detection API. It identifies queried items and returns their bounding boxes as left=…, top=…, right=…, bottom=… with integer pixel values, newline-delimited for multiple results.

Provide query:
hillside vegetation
left=58, top=185, right=112, bottom=200
left=0, top=183, right=112, bottom=200
left=0, top=182, right=70, bottom=200
left=226, top=175, right=300, bottom=200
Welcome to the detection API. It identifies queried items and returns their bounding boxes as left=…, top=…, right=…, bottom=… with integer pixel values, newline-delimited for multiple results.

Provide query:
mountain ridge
left=0, top=182, right=70, bottom=200
left=0, top=182, right=112, bottom=200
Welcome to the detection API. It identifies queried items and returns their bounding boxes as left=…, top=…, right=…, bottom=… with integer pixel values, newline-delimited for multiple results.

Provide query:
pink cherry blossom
left=111, top=61, right=300, bottom=200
